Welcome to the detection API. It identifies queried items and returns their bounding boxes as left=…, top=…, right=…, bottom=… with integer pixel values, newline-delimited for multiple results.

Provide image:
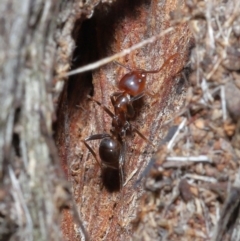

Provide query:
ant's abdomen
left=99, top=138, right=121, bottom=169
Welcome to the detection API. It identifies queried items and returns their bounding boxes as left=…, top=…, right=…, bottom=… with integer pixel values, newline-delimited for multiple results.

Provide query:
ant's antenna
left=113, top=61, right=131, bottom=71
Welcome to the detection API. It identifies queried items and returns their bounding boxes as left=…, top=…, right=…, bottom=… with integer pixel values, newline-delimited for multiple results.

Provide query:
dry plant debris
left=133, top=0, right=240, bottom=240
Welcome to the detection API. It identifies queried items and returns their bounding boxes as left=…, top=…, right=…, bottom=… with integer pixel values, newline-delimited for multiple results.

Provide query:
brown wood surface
left=58, top=0, right=192, bottom=240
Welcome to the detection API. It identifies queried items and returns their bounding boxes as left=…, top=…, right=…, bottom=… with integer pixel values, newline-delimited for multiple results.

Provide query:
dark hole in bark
left=55, top=0, right=153, bottom=185
left=12, top=108, right=21, bottom=158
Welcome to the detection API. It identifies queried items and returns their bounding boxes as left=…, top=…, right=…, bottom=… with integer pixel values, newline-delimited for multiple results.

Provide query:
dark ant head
left=118, top=70, right=147, bottom=96
left=116, top=53, right=179, bottom=96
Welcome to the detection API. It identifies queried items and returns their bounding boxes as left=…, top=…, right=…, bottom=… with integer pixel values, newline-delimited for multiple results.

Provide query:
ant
left=110, top=53, right=179, bottom=130
left=83, top=53, right=178, bottom=190
left=83, top=98, right=146, bottom=190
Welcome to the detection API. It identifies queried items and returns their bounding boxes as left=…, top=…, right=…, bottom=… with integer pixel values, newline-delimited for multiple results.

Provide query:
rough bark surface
left=0, top=0, right=63, bottom=240
left=2, top=0, right=240, bottom=241
left=0, top=0, right=191, bottom=240
left=57, top=0, right=192, bottom=240
left=0, top=0, right=90, bottom=240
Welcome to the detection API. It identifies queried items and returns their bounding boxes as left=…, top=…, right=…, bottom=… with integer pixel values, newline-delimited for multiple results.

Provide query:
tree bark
left=0, top=0, right=192, bottom=241
left=2, top=0, right=238, bottom=240
left=0, top=1, right=78, bottom=240
left=57, top=1, right=192, bottom=240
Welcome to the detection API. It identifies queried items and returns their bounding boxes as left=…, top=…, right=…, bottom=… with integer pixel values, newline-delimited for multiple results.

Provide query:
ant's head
left=119, top=70, right=147, bottom=96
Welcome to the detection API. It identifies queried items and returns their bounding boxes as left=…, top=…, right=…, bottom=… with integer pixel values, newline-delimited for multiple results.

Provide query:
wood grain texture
left=0, top=0, right=71, bottom=240
left=59, top=0, right=192, bottom=240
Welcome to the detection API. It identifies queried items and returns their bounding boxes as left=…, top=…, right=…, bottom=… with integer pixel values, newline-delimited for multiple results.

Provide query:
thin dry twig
left=166, top=155, right=210, bottom=162
left=167, top=118, right=187, bottom=150
left=60, top=27, right=174, bottom=77
left=9, top=167, right=33, bottom=238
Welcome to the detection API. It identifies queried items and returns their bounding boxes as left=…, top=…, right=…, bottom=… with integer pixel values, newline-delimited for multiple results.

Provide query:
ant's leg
left=83, top=133, right=111, bottom=167
left=87, top=95, right=114, bottom=118
left=119, top=133, right=127, bottom=188
left=112, top=92, right=124, bottom=97
left=113, top=61, right=131, bottom=71
left=132, top=126, right=155, bottom=147
left=130, top=92, right=146, bottom=103
left=85, top=133, right=111, bottom=141
left=144, top=90, right=159, bottom=98
left=82, top=140, right=101, bottom=167
left=136, top=53, right=179, bottom=74
left=132, top=54, right=179, bottom=99
left=130, top=90, right=157, bottom=104
left=110, top=92, right=124, bottom=106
